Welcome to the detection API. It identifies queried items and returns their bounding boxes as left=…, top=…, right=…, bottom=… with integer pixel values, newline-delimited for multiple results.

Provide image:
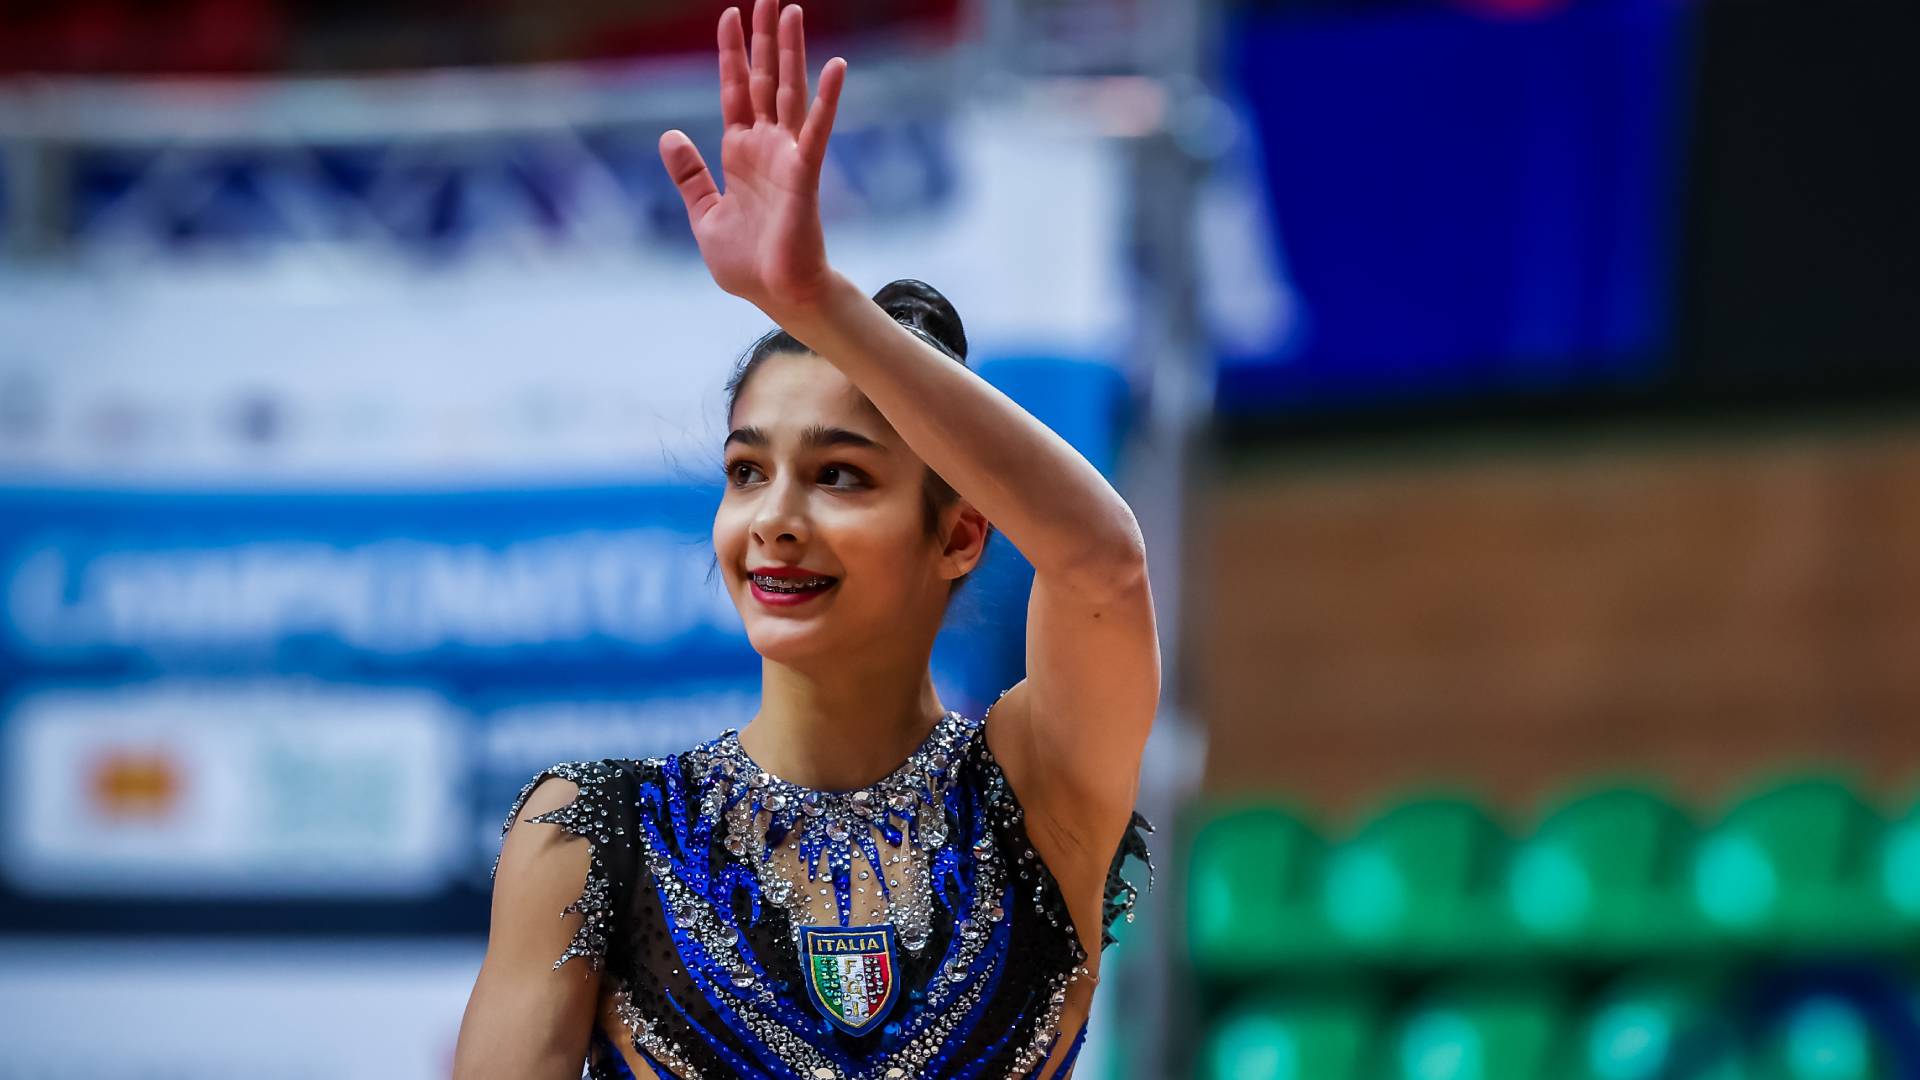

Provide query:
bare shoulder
left=489, top=773, right=601, bottom=962
left=515, top=774, right=584, bottom=825
left=452, top=774, right=603, bottom=1080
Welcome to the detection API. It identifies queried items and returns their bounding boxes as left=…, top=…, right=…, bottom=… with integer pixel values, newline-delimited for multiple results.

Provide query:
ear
left=938, top=500, right=991, bottom=580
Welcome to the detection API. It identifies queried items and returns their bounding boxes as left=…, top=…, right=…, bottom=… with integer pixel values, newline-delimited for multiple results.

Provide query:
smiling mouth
left=749, top=572, right=839, bottom=594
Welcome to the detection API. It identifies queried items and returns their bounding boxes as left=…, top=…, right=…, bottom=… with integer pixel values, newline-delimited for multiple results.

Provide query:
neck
left=739, top=641, right=947, bottom=792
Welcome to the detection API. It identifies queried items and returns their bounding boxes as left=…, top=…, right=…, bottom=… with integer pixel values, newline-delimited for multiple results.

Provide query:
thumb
left=659, top=130, right=721, bottom=227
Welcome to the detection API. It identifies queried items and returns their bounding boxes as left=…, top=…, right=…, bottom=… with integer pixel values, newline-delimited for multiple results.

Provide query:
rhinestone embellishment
left=494, top=687, right=1156, bottom=1080
left=700, top=710, right=974, bottom=952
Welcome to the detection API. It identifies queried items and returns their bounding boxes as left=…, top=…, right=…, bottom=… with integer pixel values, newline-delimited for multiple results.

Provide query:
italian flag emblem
left=800, top=924, right=901, bottom=1036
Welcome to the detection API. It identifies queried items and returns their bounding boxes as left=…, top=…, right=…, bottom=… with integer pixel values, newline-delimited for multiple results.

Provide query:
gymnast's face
left=714, top=350, right=983, bottom=665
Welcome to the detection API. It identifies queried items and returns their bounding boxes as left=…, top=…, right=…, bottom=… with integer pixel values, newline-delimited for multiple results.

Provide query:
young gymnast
left=455, top=3, right=1158, bottom=1076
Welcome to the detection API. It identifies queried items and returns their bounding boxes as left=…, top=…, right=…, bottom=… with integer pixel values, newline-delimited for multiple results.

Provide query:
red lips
left=748, top=565, right=839, bottom=607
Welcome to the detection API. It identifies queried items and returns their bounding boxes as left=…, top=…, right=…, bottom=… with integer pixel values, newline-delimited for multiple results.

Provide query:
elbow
left=1097, top=514, right=1149, bottom=575
left=1063, top=519, right=1150, bottom=595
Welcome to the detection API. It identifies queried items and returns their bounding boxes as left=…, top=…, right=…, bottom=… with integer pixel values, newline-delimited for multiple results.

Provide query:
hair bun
left=873, top=278, right=968, bottom=362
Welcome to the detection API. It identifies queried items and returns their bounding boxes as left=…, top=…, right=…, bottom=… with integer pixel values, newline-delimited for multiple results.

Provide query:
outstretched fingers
left=717, top=7, right=753, bottom=131
left=748, top=0, right=779, bottom=124
left=776, top=3, right=808, bottom=135
left=797, top=57, right=847, bottom=170
left=659, top=130, right=721, bottom=226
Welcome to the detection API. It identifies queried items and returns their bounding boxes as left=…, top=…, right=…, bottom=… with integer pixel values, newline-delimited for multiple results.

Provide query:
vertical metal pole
left=968, top=3, right=1221, bottom=1072
left=4, top=135, right=70, bottom=259
left=1109, top=1, right=1219, bottom=1076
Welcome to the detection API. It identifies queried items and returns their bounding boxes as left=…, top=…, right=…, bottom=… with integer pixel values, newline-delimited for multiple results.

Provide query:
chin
left=738, top=598, right=838, bottom=653
left=745, top=624, right=839, bottom=667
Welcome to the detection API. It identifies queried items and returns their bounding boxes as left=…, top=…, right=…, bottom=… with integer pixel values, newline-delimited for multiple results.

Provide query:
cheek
left=712, top=506, right=745, bottom=564
left=822, top=508, right=931, bottom=585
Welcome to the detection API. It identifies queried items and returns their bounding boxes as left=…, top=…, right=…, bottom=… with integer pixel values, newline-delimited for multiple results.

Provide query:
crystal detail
left=505, top=682, right=1158, bottom=1080
left=697, top=711, right=989, bottom=969
left=921, top=811, right=948, bottom=848
left=492, top=760, right=629, bottom=974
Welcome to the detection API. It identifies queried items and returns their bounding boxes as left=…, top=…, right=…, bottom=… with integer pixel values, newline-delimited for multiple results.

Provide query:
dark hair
left=722, top=279, right=991, bottom=595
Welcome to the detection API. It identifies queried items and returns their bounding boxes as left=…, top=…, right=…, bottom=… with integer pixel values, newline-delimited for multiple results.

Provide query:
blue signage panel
left=0, top=356, right=1129, bottom=929
left=1215, top=0, right=1693, bottom=415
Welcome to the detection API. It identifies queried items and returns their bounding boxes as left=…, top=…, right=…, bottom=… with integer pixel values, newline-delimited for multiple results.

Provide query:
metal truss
left=0, top=54, right=959, bottom=263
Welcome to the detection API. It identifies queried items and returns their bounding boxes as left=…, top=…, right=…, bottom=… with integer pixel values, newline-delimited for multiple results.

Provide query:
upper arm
left=453, top=776, right=603, bottom=1080
left=991, top=533, right=1160, bottom=839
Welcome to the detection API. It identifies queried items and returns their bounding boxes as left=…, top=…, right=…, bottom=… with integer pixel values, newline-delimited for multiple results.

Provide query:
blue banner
left=0, top=355, right=1130, bottom=928
left=1215, top=0, right=1694, bottom=415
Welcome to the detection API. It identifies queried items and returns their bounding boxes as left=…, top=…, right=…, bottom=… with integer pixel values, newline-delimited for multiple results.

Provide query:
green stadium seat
left=1200, top=994, right=1383, bottom=1080
left=1691, top=777, right=1897, bottom=948
left=1389, top=982, right=1571, bottom=1080
left=1323, top=796, right=1514, bottom=960
left=1578, top=974, right=1751, bottom=1080
left=1753, top=995, right=1891, bottom=1080
left=1508, top=785, right=1700, bottom=957
left=1879, top=787, right=1920, bottom=926
left=1186, top=801, right=1337, bottom=977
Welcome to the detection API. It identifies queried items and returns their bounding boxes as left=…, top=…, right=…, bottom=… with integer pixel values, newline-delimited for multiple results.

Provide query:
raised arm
left=766, top=279, right=1159, bottom=827
left=658, top=1, right=1159, bottom=840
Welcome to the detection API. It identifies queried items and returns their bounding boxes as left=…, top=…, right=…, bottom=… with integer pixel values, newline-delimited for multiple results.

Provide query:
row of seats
left=1186, top=776, right=1920, bottom=974
left=1202, top=972, right=1920, bottom=1080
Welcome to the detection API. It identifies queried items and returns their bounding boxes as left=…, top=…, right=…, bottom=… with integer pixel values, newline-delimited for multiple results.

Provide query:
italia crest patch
left=799, top=924, right=900, bottom=1036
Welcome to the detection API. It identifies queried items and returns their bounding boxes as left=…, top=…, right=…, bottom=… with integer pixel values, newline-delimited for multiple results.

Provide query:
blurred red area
left=571, top=0, right=966, bottom=64
left=0, top=0, right=964, bottom=75
left=0, top=0, right=282, bottom=75
left=1447, top=0, right=1574, bottom=17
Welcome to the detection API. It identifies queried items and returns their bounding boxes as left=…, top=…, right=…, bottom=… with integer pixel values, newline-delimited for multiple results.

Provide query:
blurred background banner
left=1213, top=0, right=1690, bottom=414
left=5, top=0, right=1920, bottom=1077
left=0, top=3, right=1153, bottom=1069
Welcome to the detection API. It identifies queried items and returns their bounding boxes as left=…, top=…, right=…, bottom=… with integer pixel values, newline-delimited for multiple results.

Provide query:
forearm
left=772, top=272, right=1144, bottom=578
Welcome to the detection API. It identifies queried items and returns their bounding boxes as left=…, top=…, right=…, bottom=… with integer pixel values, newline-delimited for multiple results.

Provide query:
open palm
left=659, top=0, right=848, bottom=314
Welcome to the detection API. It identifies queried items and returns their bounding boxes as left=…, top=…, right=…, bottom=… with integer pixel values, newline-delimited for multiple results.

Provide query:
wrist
left=760, top=269, right=864, bottom=346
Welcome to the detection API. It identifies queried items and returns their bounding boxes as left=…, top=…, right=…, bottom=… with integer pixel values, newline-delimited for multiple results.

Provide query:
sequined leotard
left=493, top=700, right=1152, bottom=1080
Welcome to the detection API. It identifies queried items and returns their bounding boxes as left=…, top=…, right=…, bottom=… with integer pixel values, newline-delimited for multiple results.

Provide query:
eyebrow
left=723, top=424, right=890, bottom=455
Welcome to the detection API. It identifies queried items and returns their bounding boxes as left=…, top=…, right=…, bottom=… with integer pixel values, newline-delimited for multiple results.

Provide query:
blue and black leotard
left=494, top=701, right=1153, bottom=1080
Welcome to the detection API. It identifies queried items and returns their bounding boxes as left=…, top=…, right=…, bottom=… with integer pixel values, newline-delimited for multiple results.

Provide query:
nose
left=749, top=470, right=810, bottom=547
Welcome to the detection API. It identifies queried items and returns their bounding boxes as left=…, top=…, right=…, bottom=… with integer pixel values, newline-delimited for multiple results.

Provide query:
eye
left=820, top=464, right=868, bottom=489
left=725, top=461, right=763, bottom=486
